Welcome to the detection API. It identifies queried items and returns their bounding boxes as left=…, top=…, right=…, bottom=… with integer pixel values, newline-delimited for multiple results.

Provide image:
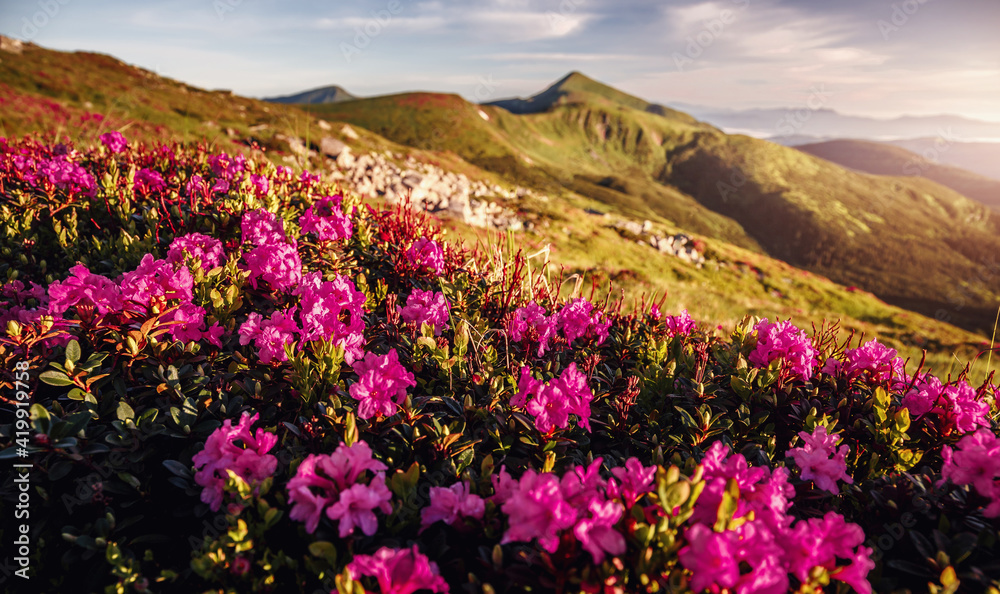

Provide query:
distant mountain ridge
left=796, top=139, right=1000, bottom=210
left=265, top=85, right=356, bottom=105
left=672, top=103, right=1000, bottom=142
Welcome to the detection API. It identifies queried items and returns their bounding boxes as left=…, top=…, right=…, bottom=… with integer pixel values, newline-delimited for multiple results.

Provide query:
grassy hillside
left=2, top=41, right=998, bottom=381
left=308, top=74, right=1000, bottom=334
left=797, top=139, right=1000, bottom=209
left=662, top=131, right=1000, bottom=333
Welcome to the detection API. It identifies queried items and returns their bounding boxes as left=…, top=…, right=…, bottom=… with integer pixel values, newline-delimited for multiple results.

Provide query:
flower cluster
left=405, top=238, right=445, bottom=275
left=295, top=272, right=367, bottom=361
left=349, top=349, right=417, bottom=419
left=14, top=154, right=96, bottom=195
left=348, top=545, right=449, bottom=594
left=681, top=442, right=874, bottom=594
left=507, top=298, right=609, bottom=357
left=287, top=441, right=392, bottom=537
left=749, top=318, right=819, bottom=380
left=133, top=168, right=167, bottom=196
left=47, top=264, right=122, bottom=315
left=99, top=131, right=128, bottom=153
left=398, top=289, right=450, bottom=336
left=239, top=310, right=299, bottom=364
left=786, top=425, right=853, bottom=493
left=167, top=232, right=226, bottom=273
left=664, top=308, right=697, bottom=337
left=420, top=482, right=485, bottom=531
left=299, top=195, right=352, bottom=241
left=512, top=363, right=593, bottom=433
left=823, top=339, right=905, bottom=384
left=192, top=413, right=278, bottom=511
left=901, top=375, right=990, bottom=435
left=940, top=429, right=1000, bottom=517
left=241, top=208, right=287, bottom=246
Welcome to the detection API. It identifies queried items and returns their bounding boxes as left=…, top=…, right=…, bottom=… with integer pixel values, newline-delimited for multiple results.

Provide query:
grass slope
left=309, top=76, right=1000, bottom=334
left=2, top=41, right=997, bottom=379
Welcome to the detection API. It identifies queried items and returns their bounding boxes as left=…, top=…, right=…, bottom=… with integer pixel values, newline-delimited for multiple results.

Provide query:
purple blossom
left=749, top=318, right=818, bottom=381
left=349, top=349, right=417, bottom=419
left=299, top=195, right=353, bottom=241
left=98, top=131, right=128, bottom=153
left=192, top=412, right=277, bottom=511
left=399, top=289, right=450, bottom=336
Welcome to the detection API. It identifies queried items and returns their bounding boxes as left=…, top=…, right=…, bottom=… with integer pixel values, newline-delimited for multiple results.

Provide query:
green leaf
left=65, top=340, right=81, bottom=365
left=30, top=404, right=52, bottom=434
left=308, top=541, right=338, bottom=564
left=162, top=460, right=192, bottom=478
left=116, top=401, right=135, bottom=422
left=40, top=370, right=74, bottom=386
left=714, top=478, right=740, bottom=532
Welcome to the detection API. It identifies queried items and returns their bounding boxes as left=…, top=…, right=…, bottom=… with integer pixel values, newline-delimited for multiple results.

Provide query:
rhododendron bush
left=0, top=134, right=998, bottom=594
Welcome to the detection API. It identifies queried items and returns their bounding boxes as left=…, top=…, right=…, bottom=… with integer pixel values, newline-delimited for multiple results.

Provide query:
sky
left=1, top=0, right=998, bottom=121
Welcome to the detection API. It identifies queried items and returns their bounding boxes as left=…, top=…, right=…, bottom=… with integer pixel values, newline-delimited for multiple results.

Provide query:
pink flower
left=420, top=482, right=485, bottom=531
left=98, top=131, right=128, bottom=153
left=901, top=375, right=990, bottom=435
left=238, top=310, right=299, bottom=364
left=560, top=458, right=607, bottom=510
left=326, top=475, right=393, bottom=537
left=47, top=264, right=122, bottom=315
left=349, top=349, right=417, bottom=419
left=299, top=195, right=353, bottom=241
left=507, top=302, right=558, bottom=356
left=348, top=546, right=449, bottom=594
left=162, top=301, right=207, bottom=343
left=941, top=429, right=1000, bottom=517
left=133, top=168, right=167, bottom=196
left=192, top=413, right=277, bottom=511
left=287, top=441, right=387, bottom=533
left=398, top=289, right=450, bottom=336
left=209, top=152, right=245, bottom=181
left=665, top=309, right=696, bottom=337
left=523, top=363, right=594, bottom=433
left=243, top=242, right=302, bottom=292
left=295, top=272, right=366, bottom=363
left=501, top=470, right=578, bottom=553
left=249, top=174, right=269, bottom=197
left=120, top=254, right=194, bottom=308
left=489, top=466, right=519, bottom=506
left=557, top=298, right=607, bottom=345
left=573, top=499, right=625, bottom=563
left=608, top=458, right=656, bottom=505
left=679, top=524, right=740, bottom=592
left=786, top=426, right=853, bottom=494
left=822, top=339, right=904, bottom=383
left=241, top=208, right=287, bottom=245
left=167, top=233, right=225, bottom=272
left=511, top=366, right=541, bottom=409
left=749, top=318, right=818, bottom=381
left=185, top=174, right=206, bottom=197
left=406, top=238, right=445, bottom=275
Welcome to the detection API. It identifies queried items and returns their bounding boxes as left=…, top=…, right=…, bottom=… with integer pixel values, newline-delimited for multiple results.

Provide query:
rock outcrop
left=614, top=220, right=706, bottom=267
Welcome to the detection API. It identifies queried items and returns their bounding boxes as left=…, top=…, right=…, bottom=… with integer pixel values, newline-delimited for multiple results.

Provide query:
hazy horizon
left=2, top=0, right=998, bottom=122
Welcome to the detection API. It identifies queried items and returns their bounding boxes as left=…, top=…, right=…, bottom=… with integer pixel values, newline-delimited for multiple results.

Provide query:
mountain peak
left=265, top=84, right=356, bottom=105
left=486, top=71, right=698, bottom=125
